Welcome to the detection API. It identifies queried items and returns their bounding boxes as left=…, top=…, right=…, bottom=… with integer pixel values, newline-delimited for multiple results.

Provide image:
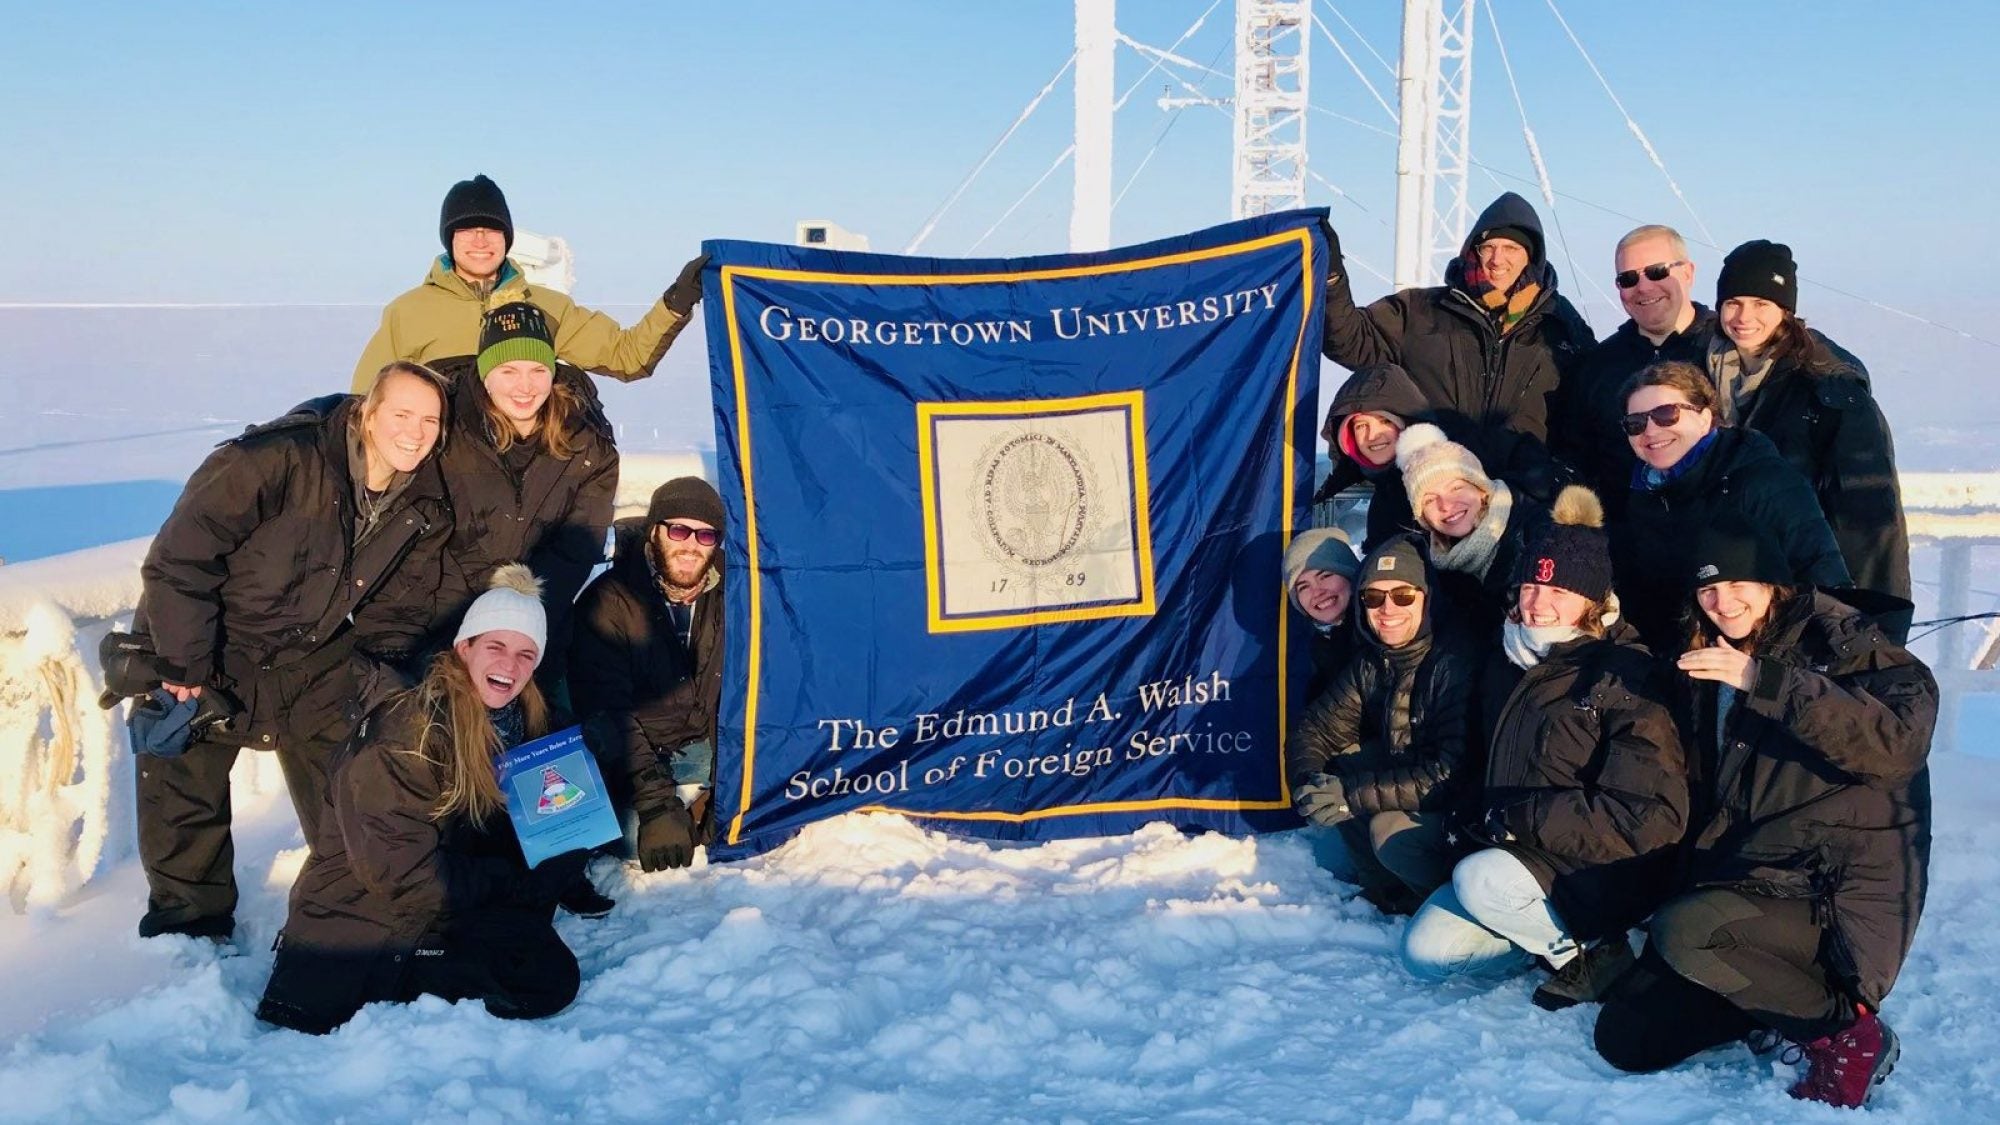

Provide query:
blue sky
left=2, top=0, right=1991, bottom=339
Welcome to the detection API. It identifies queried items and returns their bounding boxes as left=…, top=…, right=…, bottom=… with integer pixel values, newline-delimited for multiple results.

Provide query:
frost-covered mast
left=1230, top=1, right=1310, bottom=219
left=1393, top=0, right=1476, bottom=288
left=1071, top=0, right=1115, bottom=251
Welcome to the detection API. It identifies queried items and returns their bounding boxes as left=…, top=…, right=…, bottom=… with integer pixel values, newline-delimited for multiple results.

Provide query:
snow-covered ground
left=5, top=750, right=1997, bottom=1123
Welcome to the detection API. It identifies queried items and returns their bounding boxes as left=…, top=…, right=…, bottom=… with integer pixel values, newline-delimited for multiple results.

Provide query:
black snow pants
left=257, top=907, right=580, bottom=1034
left=1596, top=888, right=1852, bottom=1072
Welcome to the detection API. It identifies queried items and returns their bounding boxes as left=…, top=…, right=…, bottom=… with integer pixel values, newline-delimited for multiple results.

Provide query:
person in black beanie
left=1403, top=484, right=1687, bottom=1013
left=571, top=476, right=729, bottom=872
left=351, top=173, right=708, bottom=392
left=1594, top=515, right=1933, bottom=1109
left=1705, top=239, right=1911, bottom=640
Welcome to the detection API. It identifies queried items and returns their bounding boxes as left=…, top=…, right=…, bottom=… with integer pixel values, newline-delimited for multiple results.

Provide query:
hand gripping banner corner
left=701, top=211, right=1330, bottom=860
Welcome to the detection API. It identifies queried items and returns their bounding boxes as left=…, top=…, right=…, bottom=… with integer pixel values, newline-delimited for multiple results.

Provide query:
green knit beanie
left=478, top=302, right=557, bottom=378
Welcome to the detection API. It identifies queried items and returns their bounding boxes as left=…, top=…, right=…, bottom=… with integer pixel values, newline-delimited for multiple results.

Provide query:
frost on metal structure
left=1231, top=0, right=1310, bottom=219
left=1071, top=0, right=1115, bottom=252
left=1392, top=0, right=1476, bottom=289
left=510, top=230, right=574, bottom=295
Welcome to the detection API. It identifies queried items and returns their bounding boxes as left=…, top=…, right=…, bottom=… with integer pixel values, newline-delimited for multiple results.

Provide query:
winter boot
left=557, top=877, right=616, bottom=920
left=1532, top=934, right=1635, bottom=1011
left=138, top=912, right=235, bottom=944
left=1785, top=1006, right=1900, bottom=1109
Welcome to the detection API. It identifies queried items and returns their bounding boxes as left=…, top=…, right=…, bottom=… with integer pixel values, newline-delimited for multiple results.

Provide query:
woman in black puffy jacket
left=1595, top=517, right=1933, bottom=1110
left=1402, top=486, right=1687, bottom=1014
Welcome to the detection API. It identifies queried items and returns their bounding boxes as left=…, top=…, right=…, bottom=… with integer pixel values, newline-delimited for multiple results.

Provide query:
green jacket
left=350, top=256, right=690, bottom=391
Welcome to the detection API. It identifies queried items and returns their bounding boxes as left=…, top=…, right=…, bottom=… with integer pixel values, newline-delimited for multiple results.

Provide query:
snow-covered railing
left=0, top=459, right=1990, bottom=907
left=0, top=453, right=712, bottom=909
left=1901, top=472, right=2000, bottom=756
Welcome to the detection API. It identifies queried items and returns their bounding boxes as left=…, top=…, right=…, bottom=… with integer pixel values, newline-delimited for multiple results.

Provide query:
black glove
left=635, top=803, right=699, bottom=872
left=663, top=253, right=710, bottom=316
left=522, top=848, right=592, bottom=904
left=1293, top=772, right=1354, bottom=827
left=1317, top=218, right=1344, bottom=266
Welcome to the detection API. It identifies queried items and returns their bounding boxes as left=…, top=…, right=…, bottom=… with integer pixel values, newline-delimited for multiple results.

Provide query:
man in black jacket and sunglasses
left=570, top=477, right=727, bottom=872
left=1551, top=224, right=1716, bottom=507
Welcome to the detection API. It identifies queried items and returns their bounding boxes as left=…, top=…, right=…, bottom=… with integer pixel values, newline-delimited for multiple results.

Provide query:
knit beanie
left=477, top=302, right=557, bottom=379
left=440, top=174, right=514, bottom=252
left=1717, top=239, right=1798, bottom=314
left=1476, top=223, right=1541, bottom=263
left=1283, top=527, right=1360, bottom=613
left=647, top=476, right=726, bottom=532
left=455, top=563, right=548, bottom=662
left=1513, top=486, right=1614, bottom=602
left=1395, top=423, right=1494, bottom=514
left=1689, top=513, right=1792, bottom=588
left=1359, top=535, right=1429, bottom=596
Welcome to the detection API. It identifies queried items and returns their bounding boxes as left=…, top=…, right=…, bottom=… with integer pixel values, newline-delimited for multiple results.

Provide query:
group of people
left=130, top=175, right=728, bottom=1034
left=1283, top=197, right=1930, bottom=1108
left=123, top=178, right=1930, bottom=1107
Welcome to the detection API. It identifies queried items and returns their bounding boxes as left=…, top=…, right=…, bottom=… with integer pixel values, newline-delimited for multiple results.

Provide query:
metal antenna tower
left=1230, top=1, right=1311, bottom=218
left=1393, top=0, right=1476, bottom=288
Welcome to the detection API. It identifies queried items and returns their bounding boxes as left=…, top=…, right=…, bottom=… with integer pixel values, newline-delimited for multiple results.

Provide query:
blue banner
left=702, top=211, right=1329, bottom=860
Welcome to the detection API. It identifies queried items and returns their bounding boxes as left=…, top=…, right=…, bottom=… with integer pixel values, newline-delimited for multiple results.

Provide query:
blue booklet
left=497, top=725, right=623, bottom=868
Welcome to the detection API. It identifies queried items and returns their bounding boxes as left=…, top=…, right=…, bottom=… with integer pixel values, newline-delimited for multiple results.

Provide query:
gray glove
left=1294, top=772, right=1354, bottom=827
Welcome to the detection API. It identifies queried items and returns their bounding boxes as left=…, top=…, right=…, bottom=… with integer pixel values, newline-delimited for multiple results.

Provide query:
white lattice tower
left=1231, top=0, right=1311, bottom=219
left=1393, top=0, right=1476, bottom=288
left=1427, top=0, right=1477, bottom=279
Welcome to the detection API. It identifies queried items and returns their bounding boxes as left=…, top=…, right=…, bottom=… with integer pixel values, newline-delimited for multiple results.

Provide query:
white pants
left=1401, top=847, right=1578, bottom=982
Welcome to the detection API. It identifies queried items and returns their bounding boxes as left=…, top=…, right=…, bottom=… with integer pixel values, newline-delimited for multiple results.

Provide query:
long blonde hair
left=483, top=375, right=587, bottom=460
left=411, top=648, right=550, bottom=824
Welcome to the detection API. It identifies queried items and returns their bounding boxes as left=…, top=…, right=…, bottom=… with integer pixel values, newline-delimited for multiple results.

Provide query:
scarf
left=489, top=699, right=525, bottom=751
left=1429, top=481, right=1514, bottom=581
left=1706, top=337, right=1775, bottom=425
left=1501, top=595, right=1621, bottom=669
left=1502, top=620, right=1585, bottom=669
left=1459, top=251, right=1543, bottom=336
left=1635, top=428, right=1720, bottom=492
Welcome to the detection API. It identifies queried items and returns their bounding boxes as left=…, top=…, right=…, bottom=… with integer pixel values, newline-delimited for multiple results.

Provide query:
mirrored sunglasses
left=1613, top=260, right=1685, bottom=289
left=1359, top=587, right=1421, bottom=609
left=1621, top=403, right=1697, bottom=436
left=663, top=522, right=719, bottom=547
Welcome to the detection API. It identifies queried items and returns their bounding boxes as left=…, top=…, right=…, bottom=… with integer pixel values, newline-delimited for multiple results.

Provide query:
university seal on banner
left=919, top=391, right=1157, bottom=632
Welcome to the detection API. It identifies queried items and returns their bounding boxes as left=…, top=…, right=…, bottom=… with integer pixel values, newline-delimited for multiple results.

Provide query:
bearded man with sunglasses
left=570, top=477, right=728, bottom=870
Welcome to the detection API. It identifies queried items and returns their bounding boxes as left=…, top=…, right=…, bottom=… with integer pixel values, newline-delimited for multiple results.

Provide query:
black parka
left=260, top=691, right=571, bottom=1027
left=432, top=356, right=619, bottom=683
left=135, top=395, right=455, bottom=744
left=1732, top=344, right=1911, bottom=641
left=1479, top=621, right=1688, bottom=942
left=569, top=519, right=724, bottom=819
left=1290, top=541, right=1485, bottom=817
left=1322, top=194, right=1595, bottom=454
left=1610, top=426, right=1851, bottom=655
left=1682, top=592, right=1934, bottom=1009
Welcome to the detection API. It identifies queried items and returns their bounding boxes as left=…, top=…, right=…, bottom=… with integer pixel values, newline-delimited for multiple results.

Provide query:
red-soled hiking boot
left=1785, top=1006, right=1900, bottom=1109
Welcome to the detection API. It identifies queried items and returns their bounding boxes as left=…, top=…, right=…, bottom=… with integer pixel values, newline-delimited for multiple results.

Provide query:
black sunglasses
left=663, top=522, right=719, bottom=547
left=1613, top=260, right=1685, bottom=289
left=1621, top=403, right=1701, bottom=436
left=1359, top=587, right=1421, bottom=609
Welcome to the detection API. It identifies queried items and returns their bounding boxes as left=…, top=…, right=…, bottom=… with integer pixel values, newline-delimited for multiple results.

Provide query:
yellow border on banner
left=916, top=391, right=1155, bottom=633
left=720, top=227, right=1314, bottom=846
